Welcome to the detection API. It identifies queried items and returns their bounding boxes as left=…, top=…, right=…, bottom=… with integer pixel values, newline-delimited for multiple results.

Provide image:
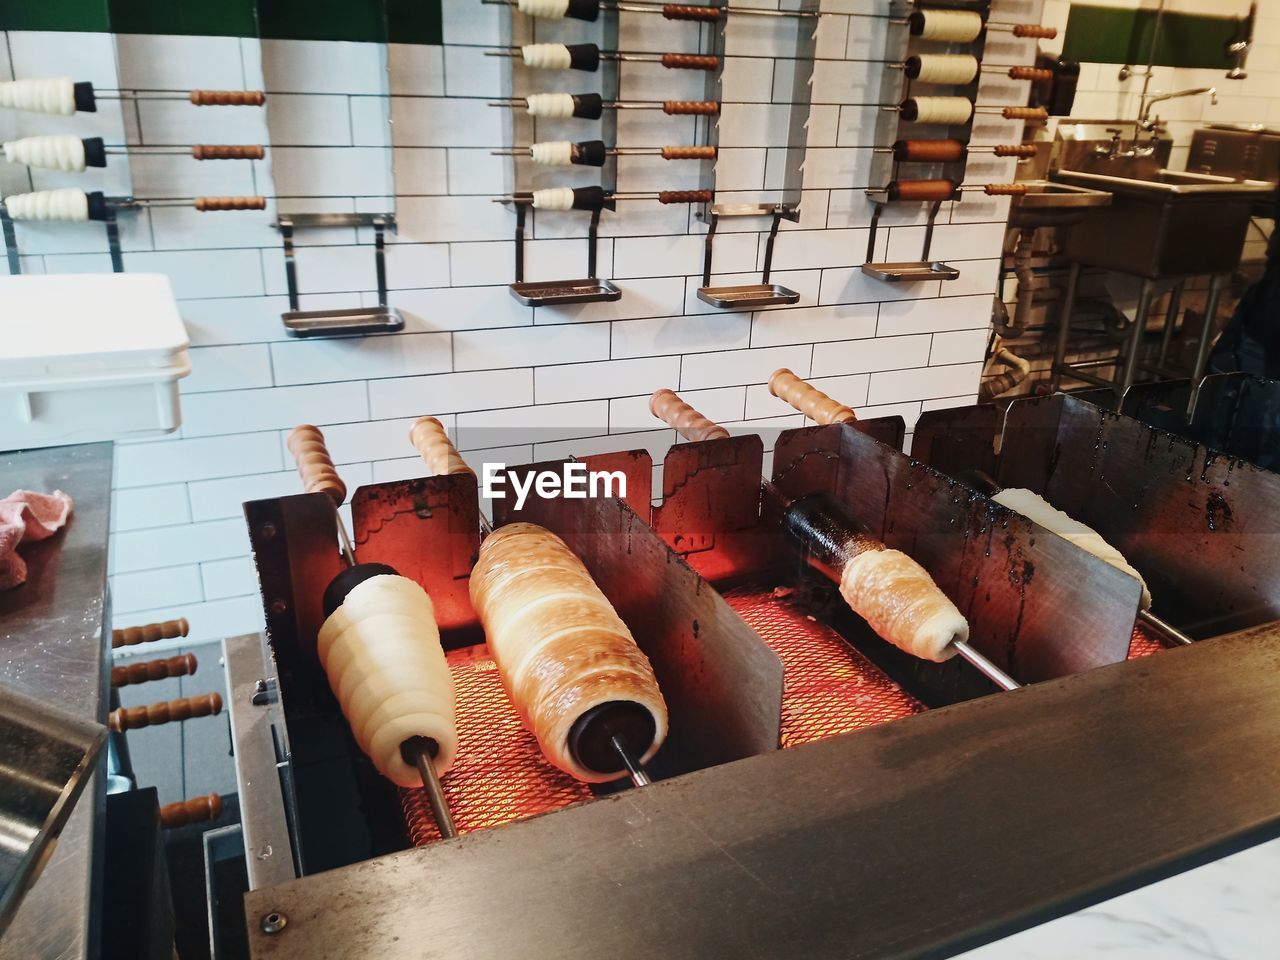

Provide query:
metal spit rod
left=287, top=424, right=461, bottom=839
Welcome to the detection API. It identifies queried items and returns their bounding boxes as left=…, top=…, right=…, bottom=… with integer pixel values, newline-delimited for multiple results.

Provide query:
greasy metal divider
left=1085, top=373, right=1280, bottom=474
left=245, top=622, right=1280, bottom=960
left=245, top=470, right=782, bottom=871
left=997, top=393, right=1280, bottom=638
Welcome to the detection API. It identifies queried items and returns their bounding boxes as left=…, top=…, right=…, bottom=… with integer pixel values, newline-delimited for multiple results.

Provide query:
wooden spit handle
left=984, top=183, right=1029, bottom=196
left=890, top=179, right=958, bottom=202
left=649, top=389, right=730, bottom=442
left=661, top=145, right=717, bottom=160
left=159, top=793, right=223, bottom=829
left=409, top=416, right=474, bottom=478
left=658, top=190, right=714, bottom=205
left=193, top=195, right=266, bottom=211
left=663, top=3, right=721, bottom=21
left=191, top=144, right=265, bottom=160
left=993, top=143, right=1038, bottom=158
left=109, top=692, right=223, bottom=732
left=1007, top=67, right=1054, bottom=82
left=112, top=617, right=190, bottom=649
left=1002, top=106, right=1049, bottom=120
left=661, top=53, right=720, bottom=71
left=112, top=653, right=198, bottom=688
left=664, top=100, right=720, bottom=115
left=894, top=139, right=965, bottom=163
left=1012, top=24, right=1057, bottom=39
left=286, top=424, right=347, bottom=505
left=188, top=89, right=266, bottom=106
left=768, top=368, right=857, bottom=424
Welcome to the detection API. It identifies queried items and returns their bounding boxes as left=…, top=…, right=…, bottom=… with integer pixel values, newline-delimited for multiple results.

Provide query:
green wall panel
left=1062, top=6, right=1238, bottom=70
left=1, top=0, right=441, bottom=43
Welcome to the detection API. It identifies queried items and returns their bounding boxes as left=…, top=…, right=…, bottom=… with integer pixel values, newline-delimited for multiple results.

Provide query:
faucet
left=1139, top=87, right=1218, bottom=132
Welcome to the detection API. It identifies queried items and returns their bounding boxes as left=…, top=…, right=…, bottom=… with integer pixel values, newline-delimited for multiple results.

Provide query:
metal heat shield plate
left=495, top=466, right=784, bottom=777
left=1000, top=393, right=1280, bottom=638
left=771, top=423, right=1143, bottom=687
left=244, top=623, right=1280, bottom=960
left=351, top=472, right=483, bottom=639
left=0, top=685, right=106, bottom=933
left=912, top=404, right=1003, bottom=480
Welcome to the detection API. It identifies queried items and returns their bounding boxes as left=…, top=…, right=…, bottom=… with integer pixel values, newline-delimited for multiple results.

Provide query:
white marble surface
left=956, top=838, right=1280, bottom=959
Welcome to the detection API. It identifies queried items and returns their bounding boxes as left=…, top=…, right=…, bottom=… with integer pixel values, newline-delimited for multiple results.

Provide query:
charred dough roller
left=649, top=388, right=1018, bottom=690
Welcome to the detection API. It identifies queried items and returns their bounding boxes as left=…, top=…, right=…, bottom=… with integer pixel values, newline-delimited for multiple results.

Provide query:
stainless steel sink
left=1052, top=166, right=1276, bottom=278
left=1008, top=180, right=1112, bottom=229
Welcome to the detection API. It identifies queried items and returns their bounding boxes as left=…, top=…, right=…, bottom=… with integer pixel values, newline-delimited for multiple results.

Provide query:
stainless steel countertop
left=0, top=442, right=114, bottom=959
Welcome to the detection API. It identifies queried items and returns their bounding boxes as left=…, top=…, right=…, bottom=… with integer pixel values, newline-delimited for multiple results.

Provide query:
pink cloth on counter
left=0, top=489, right=74, bottom=590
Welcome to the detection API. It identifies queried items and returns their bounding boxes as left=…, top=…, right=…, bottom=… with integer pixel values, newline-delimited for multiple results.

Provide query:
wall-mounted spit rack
left=695, top=0, right=818, bottom=309
left=864, top=0, right=992, bottom=283
left=274, top=213, right=403, bottom=338
left=497, top=1, right=623, bottom=306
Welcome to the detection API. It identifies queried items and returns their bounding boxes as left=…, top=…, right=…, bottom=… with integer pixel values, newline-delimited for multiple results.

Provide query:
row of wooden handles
left=660, top=145, right=717, bottom=160
left=660, top=100, right=720, bottom=115
left=651, top=369, right=857, bottom=442
left=109, top=692, right=222, bottom=732
left=160, top=792, right=223, bottom=829
left=289, top=417, right=474, bottom=508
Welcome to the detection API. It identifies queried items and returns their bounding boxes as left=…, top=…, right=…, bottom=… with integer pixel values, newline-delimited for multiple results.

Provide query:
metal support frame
left=272, top=213, right=402, bottom=337
left=697, top=208, right=799, bottom=308
left=2, top=210, right=21, bottom=275
left=507, top=202, right=619, bottom=306
left=861, top=200, right=960, bottom=282
left=104, top=213, right=124, bottom=274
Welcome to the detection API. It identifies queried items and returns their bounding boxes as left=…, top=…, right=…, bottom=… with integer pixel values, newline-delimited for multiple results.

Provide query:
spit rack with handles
left=1, top=135, right=264, bottom=172
left=488, top=43, right=718, bottom=72
left=765, top=370, right=1193, bottom=648
left=0, top=77, right=263, bottom=115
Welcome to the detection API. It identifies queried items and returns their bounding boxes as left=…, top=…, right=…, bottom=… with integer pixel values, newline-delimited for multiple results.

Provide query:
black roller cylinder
left=781, top=492, right=881, bottom=584
left=82, top=137, right=107, bottom=167
left=570, top=93, right=604, bottom=119
left=322, top=562, right=401, bottom=617
left=86, top=191, right=110, bottom=222
left=565, top=43, right=601, bottom=71
left=568, top=186, right=609, bottom=211
left=567, top=701, right=657, bottom=776
left=566, top=0, right=600, bottom=20
left=572, top=139, right=608, bottom=166
left=74, top=81, right=97, bottom=112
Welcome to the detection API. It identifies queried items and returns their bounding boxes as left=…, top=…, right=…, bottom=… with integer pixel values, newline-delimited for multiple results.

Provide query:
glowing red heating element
left=722, top=585, right=925, bottom=748
left=404, top=586, right=926, bottom=843
left=1127, top=621, right=1166, bottom=659
left=400, top=644, right=593, bottom=845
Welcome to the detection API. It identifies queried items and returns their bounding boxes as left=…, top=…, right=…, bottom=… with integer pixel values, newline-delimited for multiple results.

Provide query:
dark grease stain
left=1206, top=491, right=1234, bottom=532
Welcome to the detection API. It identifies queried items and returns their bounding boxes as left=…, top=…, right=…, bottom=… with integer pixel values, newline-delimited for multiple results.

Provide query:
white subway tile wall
left=1, top=0, right=1047, bottom=644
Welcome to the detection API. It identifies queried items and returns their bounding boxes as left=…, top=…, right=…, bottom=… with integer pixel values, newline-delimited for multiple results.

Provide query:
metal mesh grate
left=722, top=584, right=925, bottom=748
left=400, top=644, right=594, bottom=845
left=1127, top=621, right=1167, bottom=659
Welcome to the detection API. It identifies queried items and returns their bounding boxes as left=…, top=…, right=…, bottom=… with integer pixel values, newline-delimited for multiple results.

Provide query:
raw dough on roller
left=992, top=488, right=1152, bottom=609
left=317, top=574, right=457, bottom=786
left=840, top=548, right=969, bottom=662
left=3, top=135, right=86, bottom=172
left=469, top=523, right=668, bottom=783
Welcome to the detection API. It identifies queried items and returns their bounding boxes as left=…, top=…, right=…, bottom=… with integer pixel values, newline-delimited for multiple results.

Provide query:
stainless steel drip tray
left=696, top=284, right=800, bottom=309
left=0, top=684, right=106, bottom=932
left=862, top=261, right=960, bottom=282
left=282, top=305, right=405, bottom=338
left=508, top=278, right=622, bottom=307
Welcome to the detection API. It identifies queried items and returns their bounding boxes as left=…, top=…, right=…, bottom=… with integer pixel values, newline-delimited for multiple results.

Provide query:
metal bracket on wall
left=697, top=208, right=800, bottom=308
left=274, top=213, right=404, bottom=338
left=861, top=200, right=960, bottom=282
left=507, top=202, right=622, bottom=306
left=1, top=211, right=20, bottom=275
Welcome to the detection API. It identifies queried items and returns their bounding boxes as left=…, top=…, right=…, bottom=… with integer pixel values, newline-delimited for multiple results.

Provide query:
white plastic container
left=0, top=273, right=190, bottom=451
